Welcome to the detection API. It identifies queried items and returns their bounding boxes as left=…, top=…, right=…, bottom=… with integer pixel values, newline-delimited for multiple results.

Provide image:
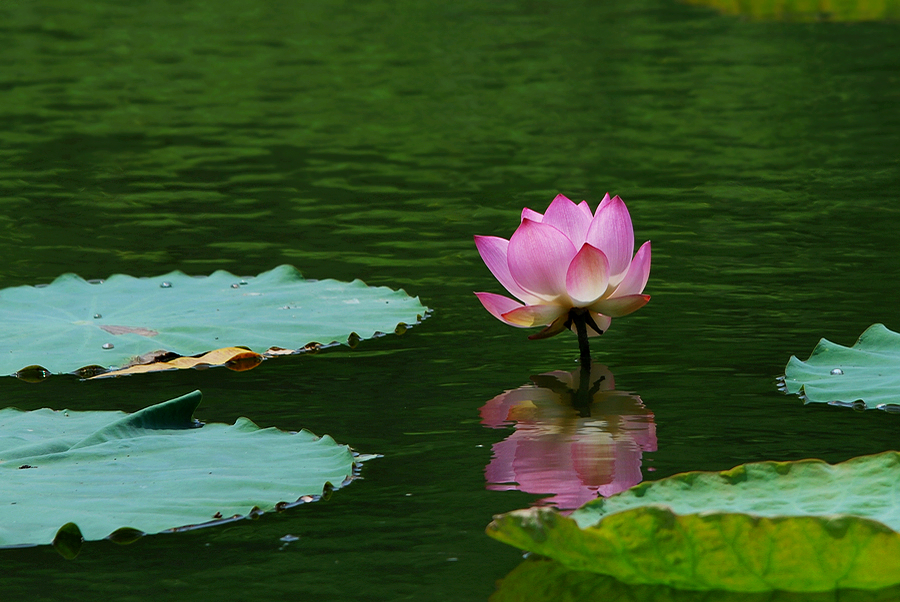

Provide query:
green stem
left=572, top=310, right=592, bottom=370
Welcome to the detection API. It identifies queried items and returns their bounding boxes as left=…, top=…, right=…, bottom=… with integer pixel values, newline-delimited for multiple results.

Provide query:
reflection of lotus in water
left=480, top=364, right=656, bottom=510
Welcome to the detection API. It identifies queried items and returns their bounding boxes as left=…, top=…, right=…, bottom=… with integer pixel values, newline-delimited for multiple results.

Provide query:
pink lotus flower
left=475, top=194, right=650, bottom=340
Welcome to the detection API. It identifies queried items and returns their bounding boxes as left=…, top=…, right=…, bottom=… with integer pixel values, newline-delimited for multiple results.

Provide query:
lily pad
left=0, top=390, right=364, bottom=554
left=0, top=264, right=428, bottom=376
left=493, top=558, right=900, bottom=602
left=782, top=323, right=900, bottom=411
left=487, top=452, right=900, bottom=592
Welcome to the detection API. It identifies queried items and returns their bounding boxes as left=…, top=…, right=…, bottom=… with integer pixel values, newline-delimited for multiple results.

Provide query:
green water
left=1, top=0, right=899, bottom=599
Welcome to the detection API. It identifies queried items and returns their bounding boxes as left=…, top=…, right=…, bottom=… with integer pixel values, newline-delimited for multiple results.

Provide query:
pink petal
left=585, top=195, right=634, bottom=277
left=502, top=303, right=567, bottom=328
left=565, top=244, right=610, bottom=306
left=474, top=235, right=541, bottom=304
left=474, top=292, right=526, bottom=326
left=542, top=194, right=592, bottom=247
left=577, top=200, right=593, bottom=221
left=611, top=241, right=651, bottom=297
left=528, top=313, right=569, bottom=340
left=593, top=193, right=612, bottom=217
left=521, top=207, right=544, bottom=223
left=508, top=219, right=577, bottom=299
left=589, top=294, right=650, bottom=318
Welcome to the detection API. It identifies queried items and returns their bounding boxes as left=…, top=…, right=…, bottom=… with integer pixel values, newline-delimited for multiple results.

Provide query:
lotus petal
left=586, top=196, right=634, bottom=276
left=521, top=207, right=544, bottom=222
left=542, top=194, right=592, bottom=247
left=565, top=244, right=610, bottom=306
left=503, top=304, right=568, bottom=328
left=475, top=292, right=526, bottom=326
left=528, top=314, right=570, bottom=340
left=590, top=294, right=650, bottom=318
left=610, top=241, right=651, bottom=297
left=576, top=200, right=593, bottom=221
left=474, top=235, right=541, bottom=304
left=508, top=219, right=576, bottom=299
left=593, top=193, right=612, bottom=217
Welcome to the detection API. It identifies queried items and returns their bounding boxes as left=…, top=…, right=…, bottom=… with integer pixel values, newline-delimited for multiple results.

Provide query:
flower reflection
left=480, top=364, right=656, bottom=510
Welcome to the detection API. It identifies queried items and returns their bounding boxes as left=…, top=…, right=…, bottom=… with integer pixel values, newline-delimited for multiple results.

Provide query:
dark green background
left=1, top=0, right=898, bottom=599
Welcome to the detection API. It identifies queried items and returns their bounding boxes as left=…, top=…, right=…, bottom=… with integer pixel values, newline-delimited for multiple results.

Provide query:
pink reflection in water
left=481, top=364, right=656, bottom=510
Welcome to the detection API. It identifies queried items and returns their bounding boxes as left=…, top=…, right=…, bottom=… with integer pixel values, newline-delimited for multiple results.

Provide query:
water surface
left=1, top=0, right=899, bottom=599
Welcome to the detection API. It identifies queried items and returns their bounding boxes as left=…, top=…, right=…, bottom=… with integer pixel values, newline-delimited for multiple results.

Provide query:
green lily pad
left=782, top=323, right=900, bottom=411
left=487, top=452, right=900, bottom=592
left=0, top=264, right=428, bottom=376
left=0, top=390, right=364, bottom=554
left=493, top=558, right=900, bottom=602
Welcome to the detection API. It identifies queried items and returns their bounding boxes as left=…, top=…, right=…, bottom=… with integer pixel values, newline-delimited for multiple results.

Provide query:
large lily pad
left=487, top=452, right=900, bottom=592
left=492, top=558, right=900, bottom=602
left=782, top=323, right=900, bottom=411
left=0, top=390, right=363, bottom=554
left=0, top=264, right=428, bottom=376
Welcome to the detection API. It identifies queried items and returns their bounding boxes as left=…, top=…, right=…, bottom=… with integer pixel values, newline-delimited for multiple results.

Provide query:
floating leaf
left=492, top=558, right=900, bottom=602
left=93, top=346, right=263, bottom=378
left=0, top=390, right=363, bottom=553
left=782, top=323, right=900, bottom=411
left=0, top=265, right=428, bottom=376
left=487, top=452, right=900, bottom=592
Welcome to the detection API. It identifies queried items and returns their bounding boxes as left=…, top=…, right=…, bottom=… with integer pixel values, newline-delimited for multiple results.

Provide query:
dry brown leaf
left=93, top=347, right=263, bottom=379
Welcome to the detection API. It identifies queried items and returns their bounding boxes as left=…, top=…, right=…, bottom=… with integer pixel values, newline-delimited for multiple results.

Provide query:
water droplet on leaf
left=231, top=283, right=240, bottom=289
left=93, top=313, right=102, bottom=319
left=160, top=281, right=172, bottom=288
left=102, top=343, right=114, bottom=350
left=830, top=368, right=844, bottom=375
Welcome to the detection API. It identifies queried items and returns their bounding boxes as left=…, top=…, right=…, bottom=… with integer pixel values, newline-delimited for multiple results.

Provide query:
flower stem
left=571, top=310, right=592, bottom=370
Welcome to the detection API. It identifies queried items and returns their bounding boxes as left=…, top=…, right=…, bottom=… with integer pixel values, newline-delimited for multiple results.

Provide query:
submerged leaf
left=783, top=323, right=900, bottom=411
left=0, top=265, right=428, bottom=376
left=0, top=391, right=364, bottom=551
left=487, top=452, right=900, bottom=592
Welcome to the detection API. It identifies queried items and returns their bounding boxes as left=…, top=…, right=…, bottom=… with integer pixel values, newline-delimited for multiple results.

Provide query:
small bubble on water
left=830, top=368, right=843, bottom=375
left=231, top=283, right=240, bottom=289
left=102, top=343, right=114, bottom=350
left=160, top=281, right=172, bottom=289
left=93, top=313, right=102, bottom=319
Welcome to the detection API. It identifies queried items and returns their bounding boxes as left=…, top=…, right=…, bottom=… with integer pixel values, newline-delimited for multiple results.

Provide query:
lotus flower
left=474, top=193, right=650, bottom=342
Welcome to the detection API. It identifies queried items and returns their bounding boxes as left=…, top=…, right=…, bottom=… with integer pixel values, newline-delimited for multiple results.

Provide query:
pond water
left=1, top=0, right=899, bottom=599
